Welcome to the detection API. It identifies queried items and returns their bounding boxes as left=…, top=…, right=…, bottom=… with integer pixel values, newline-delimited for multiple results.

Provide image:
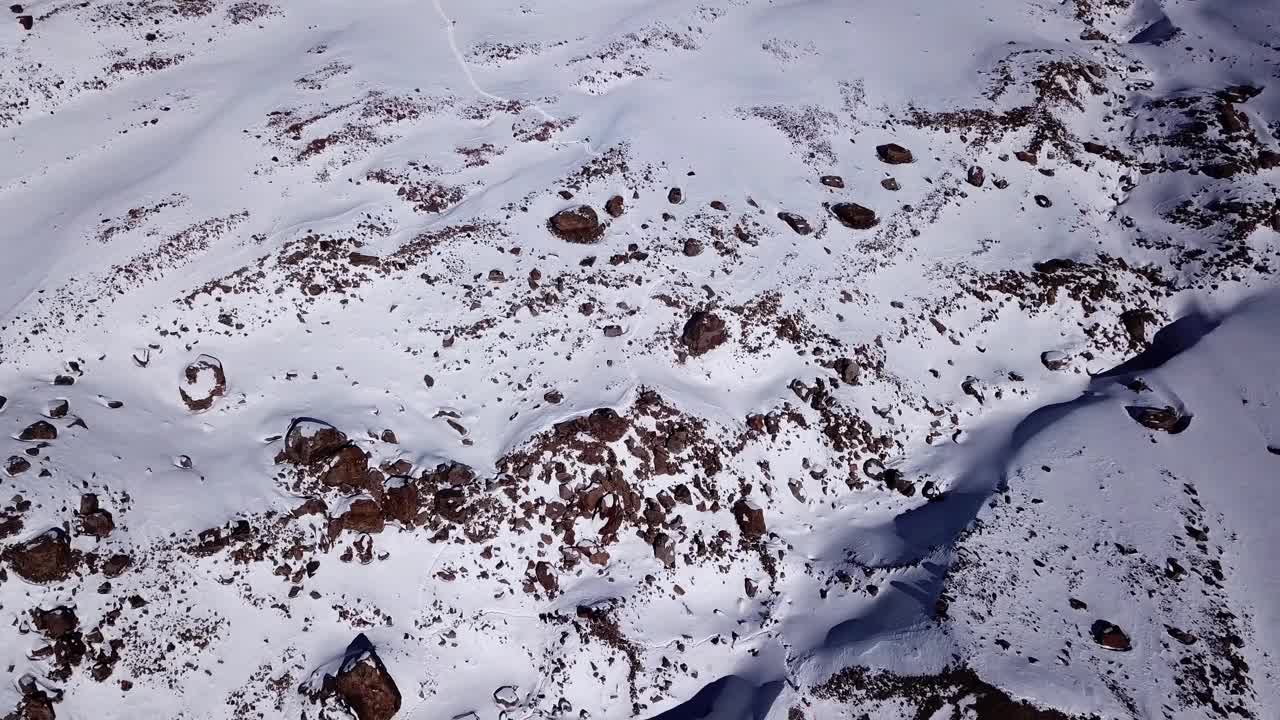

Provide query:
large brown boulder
left=777, top=212, right=812, bottom=235
left=80, top=510, right=115, bottom=539
left=554, top=408, right=631, bottom=443
left=876, top=143, right=913, bottom=164
left=548, top=206, right=603, bottom=243
left=732, top=498, right=766, bottom=538
left=681, top=311, right=727, bottom=356
left=33, top=606, right=78, bottom=639
left=330, top=635, right=402, bottom=720
left=11, top=677, right=58, bottom=720
left=340, top=498, right=385, bottom=534
left=18, top=421, right=57, bottom=441
left=830, top=203, right=879, bottom=229
left=278, top=419, right=349, bottom=466
left=321, top=446, right=375, bottom=491
left=433, top=487, right=468, bottom=523
left=1091, top=620, right=1132, bottom=651
left=5, top=456, right=31, bottom=476
left=604, top=195, right=625, bottom=218
left=584, top=409, right=629, bottom=443
left=5, top=528, right=75, bottom=583
left=382, top=482, right=421, bottom=526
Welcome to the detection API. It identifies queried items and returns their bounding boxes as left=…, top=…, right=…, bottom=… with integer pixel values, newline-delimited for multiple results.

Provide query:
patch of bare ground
left=907, top=53, right=1112, bottom=158
left=741, top=105, right=839, bottom=166
left=95, top=194, right=188, bottom=243
left=931, top=254, right=1170, bottom=354
left=1131, top=85, right=1273, bottom=177
left=814, top=665, right=1100, bottom=720
left=365, top=168, right=466, bottom=214
left=265, top=92, right=446, bottom=164
left=226, top=1, right=278, bottom=24
left=467, top=40, right=545, bottom=66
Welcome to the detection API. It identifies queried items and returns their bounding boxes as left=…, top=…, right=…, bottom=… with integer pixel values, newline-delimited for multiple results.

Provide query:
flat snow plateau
left=1, top=0, right=1278, bottom=718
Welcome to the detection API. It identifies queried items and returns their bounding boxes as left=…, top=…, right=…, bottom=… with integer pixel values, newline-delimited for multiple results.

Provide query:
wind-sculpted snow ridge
left=1, top=0, right=1277, bottom=718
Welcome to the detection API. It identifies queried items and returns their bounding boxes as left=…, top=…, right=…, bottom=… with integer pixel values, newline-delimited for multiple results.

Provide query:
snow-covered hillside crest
left=2, top=0, right=1278, bottom=718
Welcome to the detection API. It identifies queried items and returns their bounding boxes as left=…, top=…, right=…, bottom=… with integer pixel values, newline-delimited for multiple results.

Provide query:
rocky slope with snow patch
left=2, top=0, right=1278, bottom=718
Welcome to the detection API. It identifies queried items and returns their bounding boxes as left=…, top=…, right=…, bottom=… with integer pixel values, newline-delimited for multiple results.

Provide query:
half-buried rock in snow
left=179, top=354, right=227, bottom=412
left=1126, top=405, right=1191, bottom=434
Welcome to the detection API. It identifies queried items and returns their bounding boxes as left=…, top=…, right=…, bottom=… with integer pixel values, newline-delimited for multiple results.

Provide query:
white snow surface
left=1, top=0, right=1279, bottom=718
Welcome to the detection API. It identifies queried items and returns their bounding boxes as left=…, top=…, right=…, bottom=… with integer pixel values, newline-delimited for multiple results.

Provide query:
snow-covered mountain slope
left=2, top=0, right=1278, bottom=718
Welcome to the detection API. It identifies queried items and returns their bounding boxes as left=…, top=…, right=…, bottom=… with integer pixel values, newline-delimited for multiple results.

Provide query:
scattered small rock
left=1034, top=195, right=1052, bottom=208
left=682, top=238, right=703, bottom=257
left=667, top=187, right=683, bottom=204
left=880, top=177, right=900, bottom=191
left=605, top=195, right=625, bottom=218
left=966, top=165, right=985, bottom=187
left=820, top=175, right=845, bottom=188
